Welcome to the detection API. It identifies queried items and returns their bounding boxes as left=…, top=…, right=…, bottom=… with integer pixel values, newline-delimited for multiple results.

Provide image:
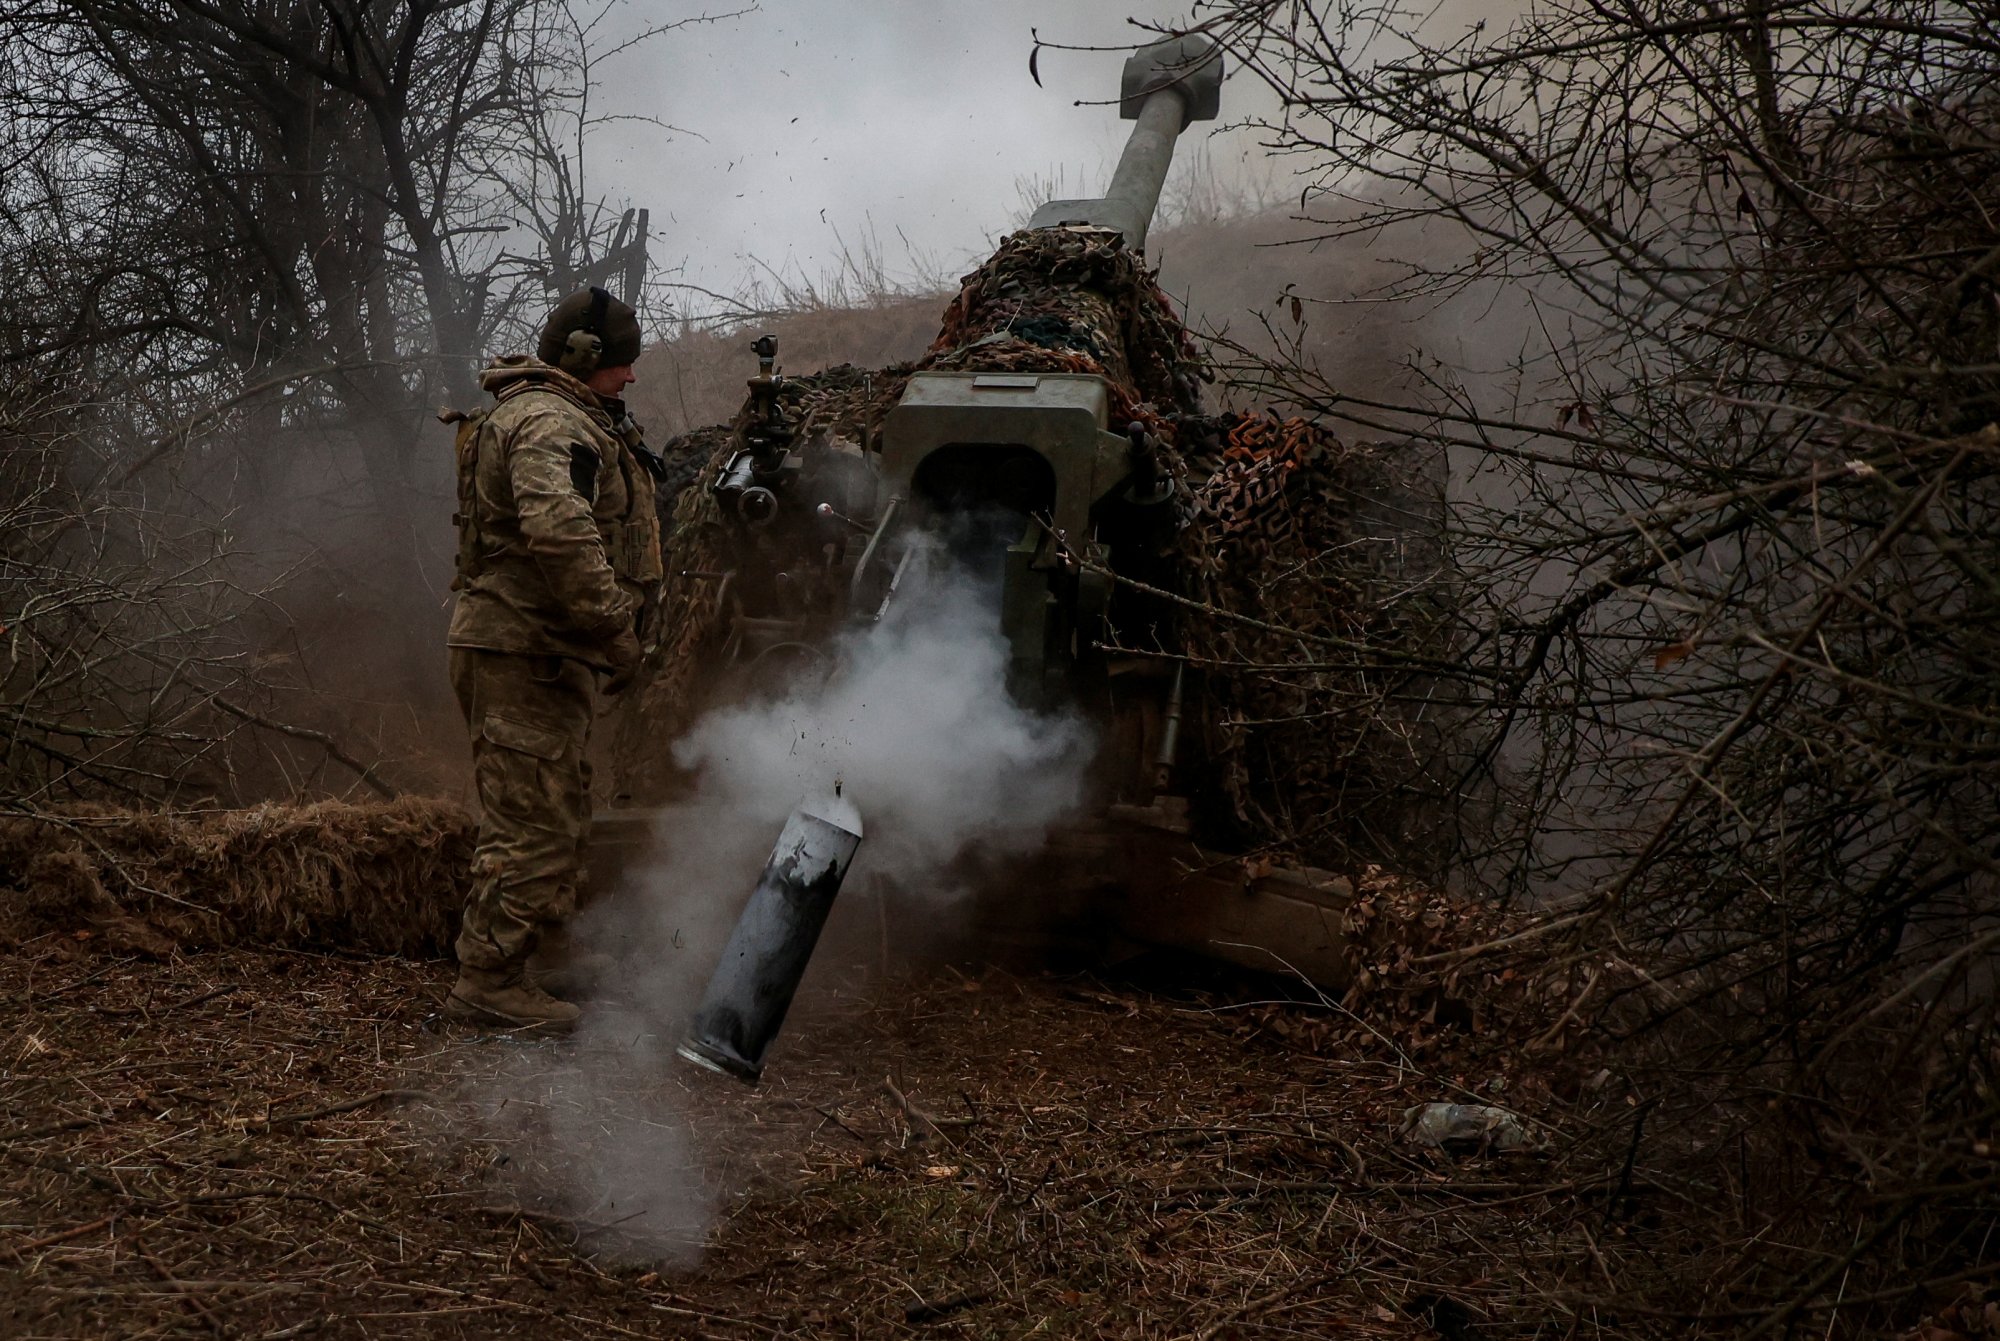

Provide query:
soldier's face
left=586, top=363, right=636, bottom=397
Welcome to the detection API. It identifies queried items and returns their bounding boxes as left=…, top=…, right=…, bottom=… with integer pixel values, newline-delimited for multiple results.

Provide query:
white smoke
left=462, top=1034, right=714, bottom=1266
left=671, top=543, right=1096, bottom=883
left=463, top=536, right=1096, bottom=1262
left=584, top=537, right=1097, bottom=1007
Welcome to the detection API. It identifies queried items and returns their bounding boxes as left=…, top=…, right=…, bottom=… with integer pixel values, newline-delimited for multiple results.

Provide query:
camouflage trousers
left=450, top=647, right=596, bottom=973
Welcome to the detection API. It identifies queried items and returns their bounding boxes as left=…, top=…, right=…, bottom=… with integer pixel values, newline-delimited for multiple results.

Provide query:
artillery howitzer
left=689, top=36, right=1222, bottom=715
left=602, top=37, right=1446, bottom=1079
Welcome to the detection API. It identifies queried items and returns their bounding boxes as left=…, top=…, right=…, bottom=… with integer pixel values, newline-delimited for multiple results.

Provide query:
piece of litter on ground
left=1398, top=1102, right=1542, bottom=1154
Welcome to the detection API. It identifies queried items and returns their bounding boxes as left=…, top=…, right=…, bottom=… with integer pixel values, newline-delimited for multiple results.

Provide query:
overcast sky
left=587, top=2, right=1278, bottom=307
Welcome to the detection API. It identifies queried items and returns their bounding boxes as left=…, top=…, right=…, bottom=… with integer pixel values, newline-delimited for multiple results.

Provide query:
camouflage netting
left=618, top=226, right=1453, bottom=864
left=1170, top=415, right=1456, bottom=860
left=925, top=224, right=1206, bottom=420
left=0, top=798, right=472, bottom=956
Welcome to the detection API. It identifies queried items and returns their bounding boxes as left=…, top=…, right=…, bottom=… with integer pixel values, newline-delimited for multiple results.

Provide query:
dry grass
left=5, top=916, right=1991, bottom=1339
left=623, top=199, right=1456, bottom=445
left=632, top=297, right=948, bottom=439
left=0, top=929, right=1761, bottom=1341
left=0, top=800, right=473, bottom=957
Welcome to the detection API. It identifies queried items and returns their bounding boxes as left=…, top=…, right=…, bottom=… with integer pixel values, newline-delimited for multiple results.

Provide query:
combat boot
left=525, top=949, right=615, bottom=999
left=445, top=965, right=581, bottom=1034
left=521, top=924, right=613, bottom=999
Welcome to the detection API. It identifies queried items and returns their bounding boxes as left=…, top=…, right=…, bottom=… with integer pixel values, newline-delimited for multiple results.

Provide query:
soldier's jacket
left=447, top=357, right=665, bottom=670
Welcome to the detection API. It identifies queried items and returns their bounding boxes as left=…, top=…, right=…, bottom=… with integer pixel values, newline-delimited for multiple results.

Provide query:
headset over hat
left=538, top=286, right=643, bottom=376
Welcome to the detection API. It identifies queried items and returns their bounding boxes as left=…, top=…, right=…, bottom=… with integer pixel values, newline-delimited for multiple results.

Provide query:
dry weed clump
left=1331, top=865, right=1537, bottom=1046
left=0, top=797, right=472, bottom=955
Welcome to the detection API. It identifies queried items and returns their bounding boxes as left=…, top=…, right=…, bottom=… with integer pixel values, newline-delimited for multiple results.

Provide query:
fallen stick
left=0, top=1111, right=122, bottom=1143
left=0, top=1145, right=129, bottom=1194
left=1526, top=965, right=1603, bottom=1054
left=95, top=984, right=241, bottom=1018
left=882, top=1077, right=977, bottom=1145
left=1141, top=1174, right=1632, bottom=1207
left=3, top=1214, right=117, bottom=1260
left=262, top=1088, right=437, bottom=1125
left=138, top=1235, right=228, bottom=1336
left=1188, top=1271, right=1335, bottom=1341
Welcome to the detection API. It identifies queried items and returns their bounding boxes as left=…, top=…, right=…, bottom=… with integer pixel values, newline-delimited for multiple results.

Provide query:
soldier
left=443, top=287, right=664, bottom=1033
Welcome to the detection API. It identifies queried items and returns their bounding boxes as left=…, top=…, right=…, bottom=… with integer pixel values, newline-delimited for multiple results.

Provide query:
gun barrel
left=1101, top=88, right=1188, bottom=249
left=1027, top=35, right=1224, bottom=252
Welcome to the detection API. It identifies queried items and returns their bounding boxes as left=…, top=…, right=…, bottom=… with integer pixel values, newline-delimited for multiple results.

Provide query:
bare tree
left=1, top=0, right=718, bottom=471
left=0, top=0, right=726, bottom=801
left=1111, top=0, right=2000, bottom=1330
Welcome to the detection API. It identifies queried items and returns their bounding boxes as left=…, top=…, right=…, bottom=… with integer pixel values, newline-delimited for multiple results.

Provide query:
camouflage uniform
left=447, top=356, right=663, bottom=980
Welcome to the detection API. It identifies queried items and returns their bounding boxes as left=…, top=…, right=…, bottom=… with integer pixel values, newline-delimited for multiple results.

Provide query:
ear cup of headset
left=539, top=285, right=639, bottom=371
left=562, top=328, right=604, bottom=375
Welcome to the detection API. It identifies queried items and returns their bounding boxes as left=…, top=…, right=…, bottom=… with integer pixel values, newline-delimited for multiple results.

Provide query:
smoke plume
left=464, top=535, right=1095, bottom=1261
left=591, top=535, right=1096, bottom=994
left=673, top=541, right=1096, bottom=883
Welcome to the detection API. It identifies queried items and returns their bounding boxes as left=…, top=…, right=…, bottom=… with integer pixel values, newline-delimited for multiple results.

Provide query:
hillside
left=626, top=207, right=1465, bottom=441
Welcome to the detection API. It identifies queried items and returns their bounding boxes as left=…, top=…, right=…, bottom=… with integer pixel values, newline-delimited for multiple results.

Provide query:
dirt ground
left=0, top=936, right=1680, bottom=1340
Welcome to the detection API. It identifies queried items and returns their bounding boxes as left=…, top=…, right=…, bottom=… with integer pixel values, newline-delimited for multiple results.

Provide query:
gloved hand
left=633, top=583, right=661, bottom=645
left=602, top=626, right=643, bottom=697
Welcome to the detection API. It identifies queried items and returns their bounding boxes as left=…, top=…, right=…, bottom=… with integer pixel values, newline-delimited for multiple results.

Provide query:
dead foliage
left=1327, top=865, right=1536, bottom=1048
left=3, top=936, right=1900, bottom=1341
left=0, top=799, right=472, bottom=957
left=1902, top=1289, right=2000, bottom=1341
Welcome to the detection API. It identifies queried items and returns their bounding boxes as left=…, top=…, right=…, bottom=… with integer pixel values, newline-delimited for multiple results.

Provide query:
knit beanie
left=537, top=287, right=643, bottom=371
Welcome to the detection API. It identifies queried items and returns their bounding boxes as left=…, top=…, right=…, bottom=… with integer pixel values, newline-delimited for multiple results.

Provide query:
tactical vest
left=604, top=409, right=667, bottom=596
left=444, top=406, right=491, bottom=593
left=442, top=379, right=664, bottom=596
